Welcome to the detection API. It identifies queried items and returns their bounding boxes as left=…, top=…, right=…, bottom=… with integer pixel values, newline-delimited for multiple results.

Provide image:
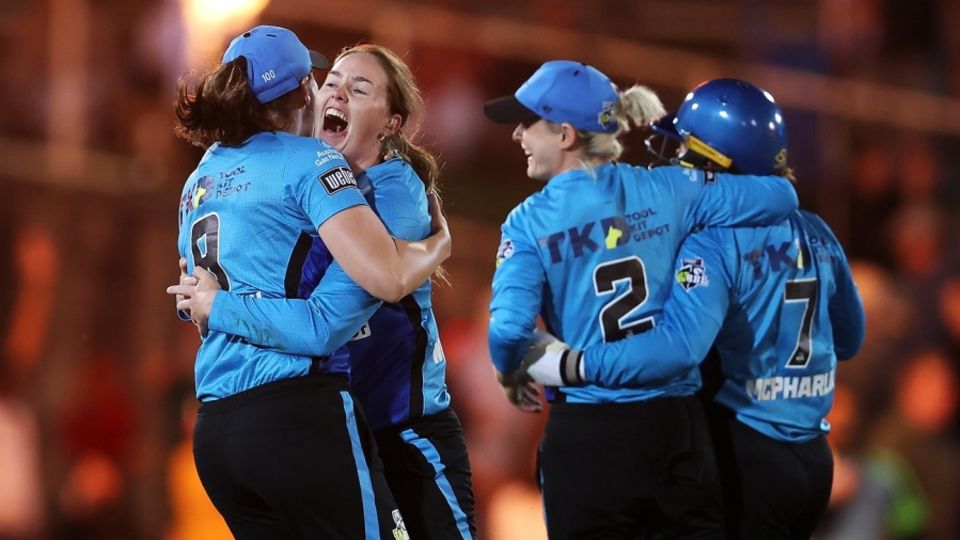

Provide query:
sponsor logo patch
left=319, top=167, right=357, bottom=194
left=676, top=257, right=709, bottom=291
left=349, top=323, right=372, bottom=341
left=391, top=509, right=409, bottom=540
left=598, top=100, right=616, bottom=129
left=495, top=239, right=514, bottom=267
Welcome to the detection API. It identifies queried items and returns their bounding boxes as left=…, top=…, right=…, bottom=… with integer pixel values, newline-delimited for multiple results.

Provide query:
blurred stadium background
left=0, top=0, right=957, bottom=538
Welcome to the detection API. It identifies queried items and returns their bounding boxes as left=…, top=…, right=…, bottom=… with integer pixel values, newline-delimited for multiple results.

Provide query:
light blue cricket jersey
left=582, top=210, right=865, bottom=441
left=488, top=162, right=799, bottom=404
left=204, top=158, right=451, bottom=431
left=177, top=131, right=366, bottom=401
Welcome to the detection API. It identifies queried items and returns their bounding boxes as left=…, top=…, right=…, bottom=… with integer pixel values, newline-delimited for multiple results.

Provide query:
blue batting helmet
left=651, top=79, right=788, bottom=175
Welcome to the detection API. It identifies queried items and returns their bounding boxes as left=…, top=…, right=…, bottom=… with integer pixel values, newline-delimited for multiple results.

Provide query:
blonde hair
left=575, top=85, right=666, bottom=162
left=335, top=44, right=441, bottom=194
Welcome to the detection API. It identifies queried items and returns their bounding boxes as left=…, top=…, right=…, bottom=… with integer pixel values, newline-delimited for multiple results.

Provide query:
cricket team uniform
left=488, top=162, right=798, bottom=539
left=582, top=210, right=865, bottom=539
left=178, top=132, right=404, bottom=539
left=206, top=157, right=475, bottom=539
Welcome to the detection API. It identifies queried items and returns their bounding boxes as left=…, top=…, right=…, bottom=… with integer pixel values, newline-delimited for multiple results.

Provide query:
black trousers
left=193, top=375, right=407, bottom=540
left=706, top=405, right=834, bottom=540
left=539, top=395, right=725, bottom=540
left=375, top=408, right=476, bottom=539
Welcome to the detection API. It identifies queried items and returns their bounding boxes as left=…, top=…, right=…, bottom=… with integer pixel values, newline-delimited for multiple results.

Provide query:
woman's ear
left=559, top=123, right=577, bottom=149
left=293, top=75, right=318, bottom=109
left=384, top=114, right=403, bottom=136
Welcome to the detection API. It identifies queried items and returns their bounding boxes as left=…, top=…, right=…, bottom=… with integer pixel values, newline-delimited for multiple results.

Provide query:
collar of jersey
left=547, top=161, right=615, bottom=186
left=209, top=131, right=276, bottom=154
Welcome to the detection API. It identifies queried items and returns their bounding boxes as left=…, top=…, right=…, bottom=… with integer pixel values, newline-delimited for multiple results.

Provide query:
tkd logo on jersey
left=676, top=257, right=708, bottom=291
left=538, top=210, right=668, bottom=264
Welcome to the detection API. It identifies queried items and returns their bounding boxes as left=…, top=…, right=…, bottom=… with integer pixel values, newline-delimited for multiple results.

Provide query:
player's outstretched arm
left=674, top=167, right=798, bottom=230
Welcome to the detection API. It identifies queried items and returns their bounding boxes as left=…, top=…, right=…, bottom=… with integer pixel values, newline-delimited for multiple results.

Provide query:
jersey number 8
left=190, top=213, right=231, bottom=291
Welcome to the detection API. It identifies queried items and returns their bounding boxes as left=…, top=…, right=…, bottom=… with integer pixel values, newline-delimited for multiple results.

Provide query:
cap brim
left=651, top=113, right=682, bottom=140
left=309, top=50, right=330, bottom=70
left=483, top=95, right=540, bottom=124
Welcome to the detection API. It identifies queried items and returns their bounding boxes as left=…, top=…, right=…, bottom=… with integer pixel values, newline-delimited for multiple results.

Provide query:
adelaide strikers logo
left=676, top=257, right=709, bottom=291
left=598, top=100, right=616, bottom=129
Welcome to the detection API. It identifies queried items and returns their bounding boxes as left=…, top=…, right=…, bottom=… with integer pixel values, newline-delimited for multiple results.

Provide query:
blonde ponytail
left=577, top=84, right=666, bottom=162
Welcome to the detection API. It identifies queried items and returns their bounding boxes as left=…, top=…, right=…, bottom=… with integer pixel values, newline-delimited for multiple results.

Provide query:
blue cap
left=482, top=60, right=619, bottom=134
left=222, top=25, right=329, bottom=104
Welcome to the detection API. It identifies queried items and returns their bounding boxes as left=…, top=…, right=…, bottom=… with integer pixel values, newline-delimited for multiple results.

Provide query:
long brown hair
left=175, top=57, right=305, bottom=148
left=335, top=44, right=441, bottom=194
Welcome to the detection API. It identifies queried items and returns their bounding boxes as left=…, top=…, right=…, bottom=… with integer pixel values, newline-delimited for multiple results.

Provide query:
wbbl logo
left=676, top=257, right=709, bottom=291
left=319, top=167, right=357, bottom=194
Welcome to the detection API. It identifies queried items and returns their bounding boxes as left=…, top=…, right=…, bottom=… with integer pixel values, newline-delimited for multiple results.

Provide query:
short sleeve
left=287, top=140, right=367, bottom=230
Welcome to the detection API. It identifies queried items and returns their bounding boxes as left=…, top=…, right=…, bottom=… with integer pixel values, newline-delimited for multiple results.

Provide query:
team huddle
left=169, top=24, right=865, bottom=540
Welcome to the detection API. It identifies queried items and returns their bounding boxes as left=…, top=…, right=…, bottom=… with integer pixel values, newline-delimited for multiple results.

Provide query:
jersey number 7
left=784, top=278, right=819, bottom=368
left=593, top=257, right=654, bottom=342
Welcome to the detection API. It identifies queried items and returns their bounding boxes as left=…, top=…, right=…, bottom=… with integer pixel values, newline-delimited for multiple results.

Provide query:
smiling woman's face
left=316, top=52, right=399, bottom=172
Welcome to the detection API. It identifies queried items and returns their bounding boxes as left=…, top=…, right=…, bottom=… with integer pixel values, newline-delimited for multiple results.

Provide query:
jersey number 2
left=190, top=213, right=231, bottom=291
left=784, top=278, right=819, bottom=368
left=594, top=257, right=654, bottom=342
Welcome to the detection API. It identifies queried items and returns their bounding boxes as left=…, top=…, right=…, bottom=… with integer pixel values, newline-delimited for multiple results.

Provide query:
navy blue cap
left=222, top=25, right=329, bottom=104
left=483, top=60, right=619, bottom=134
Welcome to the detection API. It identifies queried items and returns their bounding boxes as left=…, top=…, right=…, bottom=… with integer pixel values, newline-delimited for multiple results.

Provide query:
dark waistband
left=198, top=373, right=349, bottom=415
left=549, top=394, right=699, bottom=417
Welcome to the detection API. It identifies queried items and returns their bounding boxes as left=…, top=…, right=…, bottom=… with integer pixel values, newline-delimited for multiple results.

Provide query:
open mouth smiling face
left=321, top=106, right=349, bottom=140
left=315, top=52, right=402, bottom=171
